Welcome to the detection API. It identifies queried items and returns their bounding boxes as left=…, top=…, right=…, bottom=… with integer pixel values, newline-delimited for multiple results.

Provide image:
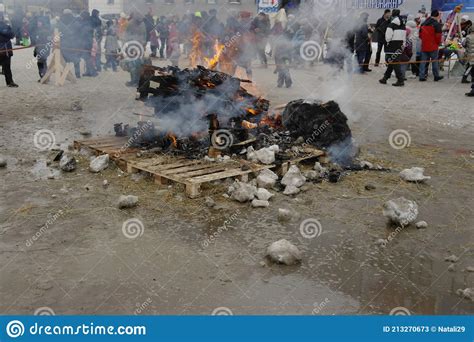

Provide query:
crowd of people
left=1, top=6, right=473, bottom=96
left=352, top=5, right=473, bottom=95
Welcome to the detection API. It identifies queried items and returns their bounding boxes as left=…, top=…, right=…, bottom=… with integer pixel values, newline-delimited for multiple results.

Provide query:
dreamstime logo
left=211, top=129, right=234, bottom=150
left=6, top=320, right=25, bottom=338
left=299, top=218, right=323, bottom=239
left=389, top=306, right=411, bottom=316
left=211, top=307, right=233, bottom=315
left=33, top=129, right=56, bottom=151
left=300, top=41, right=323, bottom=62
left=389, top=129, right=411, bottom=150
left=122, top=218, right=145, bottom=239
left=123, top=40, right=145, bottom=61
left=34, top=306, right=55, bottom=315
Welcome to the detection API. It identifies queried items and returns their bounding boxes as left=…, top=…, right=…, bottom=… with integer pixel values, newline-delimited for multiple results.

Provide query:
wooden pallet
left=279, top=147, right=327, bottom=175
left=127, top=157, right=273, bottom=198
left=73, top=136, right=140, bottom=170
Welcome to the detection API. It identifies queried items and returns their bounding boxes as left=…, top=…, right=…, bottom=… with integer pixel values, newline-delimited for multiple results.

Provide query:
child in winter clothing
left=31, top=20, right=52, bottom=80
left=104, top=20, right=120, bottom=71
left=273, top=30, right=292, bottom=88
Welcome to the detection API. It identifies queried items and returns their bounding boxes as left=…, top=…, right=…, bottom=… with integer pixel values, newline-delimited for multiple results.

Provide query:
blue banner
left=0, top=315, right=472, bottom=341
left=258, top=0, right=280, bottom=13
left=432, top=0, right=474, bottom=11
left=348, top=0, right=405, bottom=9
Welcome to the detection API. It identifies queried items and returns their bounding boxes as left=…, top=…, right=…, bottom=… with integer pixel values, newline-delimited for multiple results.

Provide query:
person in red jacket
left=419, top=10, right=444, bottom=82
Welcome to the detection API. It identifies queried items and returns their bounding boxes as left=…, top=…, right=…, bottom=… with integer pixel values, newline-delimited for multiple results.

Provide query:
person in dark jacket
left=58, top=9, right=81, bottom=78
left=355, top=12, right=371, bottom=73
left=91, top=9, right=103, bottom=73
left=379, top=9, right=407, bottom=87
left=80, top=11, right=97, bottom=77
left=374, top=9, right=391, bottom=66
left=250, top=12, right=270, bottom=67
left=31, top=18, right=52, bottom=80
left=203, top=9, right=221, bottom=58
left=0, top=13, right=18, bottom=87
left=144, top=10, right=155, bottom=44
left=419, top=10, right=443, bottom=82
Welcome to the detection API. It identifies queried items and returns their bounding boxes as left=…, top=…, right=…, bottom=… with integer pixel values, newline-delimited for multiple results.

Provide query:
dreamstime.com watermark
left=114, top=120, right=153, bottom=158
left=25, top=205, right=70, bottom=248
left=122, top=218, right=145, bottom=239
left=312, top=298, right=330, bottom=314
left=33, top=129, right=56, bottom=151
left=5, top=320, right=146, bottom=338
left=134, top=298, right=152, bottom=315
left=299, top=218, right=323, bottom=239
left=211, top=307, right=233, bottom=315
left=291, top=119, right=331, bottom=157
left=377, top=224, right=407, bottom=248
left=123, top=40, right=145, bottom=61
left=211, top=129, right=234, bottom=150
left=201, top=210, right=241, bottom=248
left=34, top=307, right=55, bottom=316
left=389, top=306, right=411, bottom=316
left=389, top=129, right=411, bottom=150
left=26, top=33, right=63, bottom=70
left=300, top=40, right=323, bottom=62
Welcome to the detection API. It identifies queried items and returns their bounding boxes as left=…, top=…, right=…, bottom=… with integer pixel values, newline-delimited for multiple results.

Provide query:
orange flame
left=242, top=120, right=258, bottom=129
left=190, top=31, right=202, bottom=68
left=246, top=108, right=258, bottom=116
left=259, top=113, right=283, bottom=129
left=204, top=40, right=225, bottom=70
left=166, top=133, right=177, bottom=148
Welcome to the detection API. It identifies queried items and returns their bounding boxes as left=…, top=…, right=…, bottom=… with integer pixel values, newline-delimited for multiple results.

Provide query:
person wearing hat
left=355, top=12, right=371, bottom=73
left=379, top=9, right=407, bottom=86
left=0, top=12, right=18, bottom=87
left=58, top=9, right=82, bottom=78
left=250, top=12, right=270, bottom=67
left=461, top=15, right=472, bottom=37
left=374, top=9, right=391, bottom=66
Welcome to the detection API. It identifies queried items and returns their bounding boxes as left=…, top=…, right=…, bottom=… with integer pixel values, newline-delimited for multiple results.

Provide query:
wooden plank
left=130, top=157, right=171, bottom=169
left=143, top=159, right=202, bottom=172
left=75, top=137, right=128, bottom=147
left=58, top=64, right=71, bottom=86
left=232, top=137, right=256, bottom=146
left=190, top=165, right=270, bottom=183
left=154, top=175, right=169, bottom=185
left=87, top=139, right=130, bottom=147
left=158, top=162, right=231, bottom=176
left=175, top=165, right=231, bottom=178
left=89, top=142, right=128, bottom=149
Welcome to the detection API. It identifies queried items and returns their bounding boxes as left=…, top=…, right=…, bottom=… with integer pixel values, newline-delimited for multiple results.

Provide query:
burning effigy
left=113, top=64, right=274, bottom=157
left=113, top=63, right=353, bottom=164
